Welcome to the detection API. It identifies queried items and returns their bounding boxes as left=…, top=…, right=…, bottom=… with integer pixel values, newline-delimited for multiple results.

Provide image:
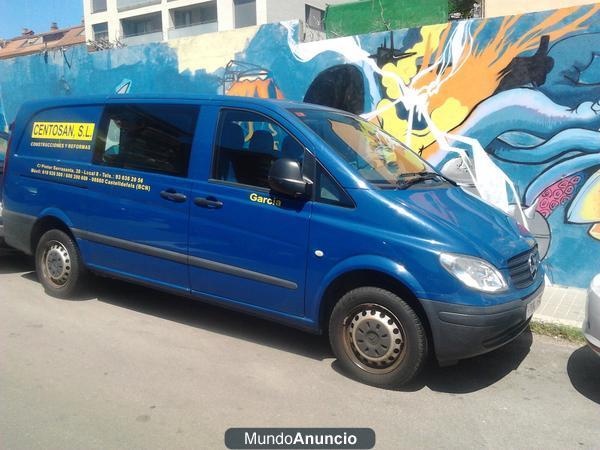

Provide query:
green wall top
left=325, top=0, right=449, bottom=38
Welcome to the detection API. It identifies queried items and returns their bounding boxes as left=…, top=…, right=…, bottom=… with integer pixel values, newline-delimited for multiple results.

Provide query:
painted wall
left=324, top=0, right=448, bottom=37
left=1, top=5, right=599, bottom=288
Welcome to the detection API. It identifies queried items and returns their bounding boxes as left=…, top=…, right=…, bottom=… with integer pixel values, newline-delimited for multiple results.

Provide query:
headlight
left=439, top=253, right=507, bottom=293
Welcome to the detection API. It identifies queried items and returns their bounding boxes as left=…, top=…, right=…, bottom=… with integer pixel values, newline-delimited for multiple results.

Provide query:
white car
left=584, top=274, right=600, bottom=355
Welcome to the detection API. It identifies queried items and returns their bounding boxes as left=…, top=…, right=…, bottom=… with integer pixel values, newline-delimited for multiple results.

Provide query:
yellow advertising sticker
left=32, top=122, right=96, bottom=141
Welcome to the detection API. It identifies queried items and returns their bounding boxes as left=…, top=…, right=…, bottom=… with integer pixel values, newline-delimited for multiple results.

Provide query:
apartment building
left=84, top=0, right=350, bottom=46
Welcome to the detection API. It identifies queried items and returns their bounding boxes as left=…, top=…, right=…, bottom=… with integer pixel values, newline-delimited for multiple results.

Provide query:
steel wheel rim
left=342, top=303, right=407, bottom=375
left=42, top=241, right=71, bottom=288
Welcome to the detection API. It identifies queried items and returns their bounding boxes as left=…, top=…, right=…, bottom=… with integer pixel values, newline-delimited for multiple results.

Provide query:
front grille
left=507, top=245, right=539, bottom=289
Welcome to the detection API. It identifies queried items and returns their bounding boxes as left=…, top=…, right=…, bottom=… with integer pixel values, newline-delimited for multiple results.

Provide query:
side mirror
left=268, top=158, right=311, bottom=198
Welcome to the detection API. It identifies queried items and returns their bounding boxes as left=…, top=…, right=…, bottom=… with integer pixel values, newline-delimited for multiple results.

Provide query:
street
left=1, top=246, right=599, bottom=450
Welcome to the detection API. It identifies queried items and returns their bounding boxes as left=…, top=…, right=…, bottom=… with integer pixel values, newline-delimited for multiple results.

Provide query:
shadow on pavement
left=20, top=270, right=98, bottom=301
left=1, top=250, right=534, bottom=391
left=0, top=247, right=32, bottom=275
left=332, top=330, right=533, bottom=393
left=92, top=275, right=332, bottom=361
left=422, top=330, right=533, bottom=394
left=93, top=273, right=534, bottom=393
left=568, top=346, right=600, bottom=404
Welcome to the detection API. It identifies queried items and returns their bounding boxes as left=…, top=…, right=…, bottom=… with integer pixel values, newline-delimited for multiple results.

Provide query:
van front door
left=84, top=102, right=199, bottom=292
left=188, top=108, right=311, bottom=316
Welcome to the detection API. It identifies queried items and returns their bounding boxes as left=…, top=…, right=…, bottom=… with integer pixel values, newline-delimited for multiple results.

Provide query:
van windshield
left=291, top=109, right=436, bottom=188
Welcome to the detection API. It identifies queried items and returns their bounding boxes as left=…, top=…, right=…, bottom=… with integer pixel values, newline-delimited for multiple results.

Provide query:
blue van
left=1, top=95, right=544, bottom=387
left=0, top=129, right=9, bottom=236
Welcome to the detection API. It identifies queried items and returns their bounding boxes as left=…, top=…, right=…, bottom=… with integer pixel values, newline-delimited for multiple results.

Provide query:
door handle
left=160, top=189, right=187, bottom=203
left=194, top=197, right=223, bottom=209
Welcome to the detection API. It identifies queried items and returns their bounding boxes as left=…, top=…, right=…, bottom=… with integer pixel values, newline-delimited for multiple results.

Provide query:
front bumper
left=421, top=282, right=544, bottom=364
left=583, top=275, right=600, bottom=356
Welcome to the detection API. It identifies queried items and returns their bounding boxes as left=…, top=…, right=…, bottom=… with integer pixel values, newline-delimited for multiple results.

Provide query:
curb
left=532, top=314, right=583, bottom=329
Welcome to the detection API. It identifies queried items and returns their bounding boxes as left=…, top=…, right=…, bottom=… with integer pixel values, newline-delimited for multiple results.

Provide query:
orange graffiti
left=226, top=78, right=284, bottom=99
left=423, top=5, right=599, bottom=113
left=381, top=5, right=600, bottom=159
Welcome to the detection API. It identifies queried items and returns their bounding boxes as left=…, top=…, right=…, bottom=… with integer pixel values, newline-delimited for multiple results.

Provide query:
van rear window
left=93, top=104, right=199, bottom=177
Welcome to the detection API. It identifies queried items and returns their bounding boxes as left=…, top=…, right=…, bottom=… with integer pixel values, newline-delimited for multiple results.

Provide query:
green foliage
left=530, top=321, right=586, bottom=345
left=449, top=0, right=478, bottom=18
left=325, top=0, right=448, bottom=38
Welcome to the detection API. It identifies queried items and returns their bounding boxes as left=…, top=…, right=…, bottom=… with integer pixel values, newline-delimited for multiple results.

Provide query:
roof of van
left=19, top=94, right=343, bottom=113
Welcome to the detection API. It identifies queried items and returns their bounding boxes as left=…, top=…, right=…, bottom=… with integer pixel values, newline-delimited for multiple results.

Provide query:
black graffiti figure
left=495, top=35, right=555, bottom=94
left=369, top=31, right=415, bottom=68
left=304, top=65, right=365, bottom=115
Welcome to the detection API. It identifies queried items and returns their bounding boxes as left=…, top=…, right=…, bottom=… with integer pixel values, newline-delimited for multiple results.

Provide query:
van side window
left=316, top=165, right=354, bottom=208
left=212, top=109, right=304, bottom=189
left=93, top=104, right=199, bottom=177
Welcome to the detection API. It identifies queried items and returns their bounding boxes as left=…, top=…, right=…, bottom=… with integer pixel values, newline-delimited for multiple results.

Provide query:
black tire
left=329, top=287, right=428, bottom=388
left=35, top=229, right=87, bottom=299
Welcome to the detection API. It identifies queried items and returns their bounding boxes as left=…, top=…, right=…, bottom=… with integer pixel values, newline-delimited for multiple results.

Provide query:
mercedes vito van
left=1, top=95, right=544, bottom=387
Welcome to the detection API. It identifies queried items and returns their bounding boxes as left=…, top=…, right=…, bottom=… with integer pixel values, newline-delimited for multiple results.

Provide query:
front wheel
left=35, top=229, right=87, bottom=299
left=329, top=287, right=428, bottom=388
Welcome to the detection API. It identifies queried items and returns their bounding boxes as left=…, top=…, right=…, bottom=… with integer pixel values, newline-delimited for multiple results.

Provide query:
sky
left=0, top=0, right=84, bottom=39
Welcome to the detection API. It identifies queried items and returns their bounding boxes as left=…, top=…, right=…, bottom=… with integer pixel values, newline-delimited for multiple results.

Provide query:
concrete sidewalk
left=534, top=284, right=588, bottom=328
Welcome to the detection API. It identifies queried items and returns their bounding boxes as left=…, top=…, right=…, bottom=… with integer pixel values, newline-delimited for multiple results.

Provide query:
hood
left=379, top=186, right=533, bottom=267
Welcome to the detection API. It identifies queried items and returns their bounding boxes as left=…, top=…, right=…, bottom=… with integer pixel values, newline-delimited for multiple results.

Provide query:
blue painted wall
left=1, top=8, right=599, bottom=288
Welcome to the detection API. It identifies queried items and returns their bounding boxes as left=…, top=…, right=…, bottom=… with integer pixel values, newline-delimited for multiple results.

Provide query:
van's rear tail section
left=0, top=124, right=12, bottom=240
left=2, top=124, right=13, bottom=183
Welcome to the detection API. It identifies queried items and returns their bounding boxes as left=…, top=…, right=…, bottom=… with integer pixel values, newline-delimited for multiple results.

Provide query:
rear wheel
left=35, top=229, right=86, bottom=299
left=329, top=287, right=428, bottom=388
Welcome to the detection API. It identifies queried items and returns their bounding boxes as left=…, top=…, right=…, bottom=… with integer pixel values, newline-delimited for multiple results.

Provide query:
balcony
left=122, top=30, right=164, bottom=46
left=168, top=22, right=218, bottom=40
left=117, top=0, right=161, bottom=12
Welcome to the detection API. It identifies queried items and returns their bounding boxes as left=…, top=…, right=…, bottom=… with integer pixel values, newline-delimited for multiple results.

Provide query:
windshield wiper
left=397, top=172, right=453, bottom=189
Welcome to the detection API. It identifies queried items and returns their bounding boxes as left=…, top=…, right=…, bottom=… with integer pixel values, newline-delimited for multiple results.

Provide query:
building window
left=234, top=0, right=256, bottom=29
left=94, top=104, right=199, bottom=177
left=171, top=2, right=218, bottom=28
left=43, top=32, right=66, bottom=43
left=93, top=22, right=109, bottom=41
left=305, top=5, right=325, bottom=32
left=91, top=0, right=107, bottom=13
left=122, top=13, right=163, bottom=37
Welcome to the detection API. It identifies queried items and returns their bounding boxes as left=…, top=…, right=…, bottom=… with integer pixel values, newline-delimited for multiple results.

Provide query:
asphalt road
left=1, top=246, right=599, bottom=450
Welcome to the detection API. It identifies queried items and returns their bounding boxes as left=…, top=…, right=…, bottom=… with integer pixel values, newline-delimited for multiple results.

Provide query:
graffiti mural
left=1, top=5, right=599, bottom=287
left=222, top=61, right=283, bottom=99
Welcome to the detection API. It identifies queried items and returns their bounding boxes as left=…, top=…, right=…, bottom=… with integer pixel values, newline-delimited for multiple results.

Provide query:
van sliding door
left=83, top=102, right=199, bottom=292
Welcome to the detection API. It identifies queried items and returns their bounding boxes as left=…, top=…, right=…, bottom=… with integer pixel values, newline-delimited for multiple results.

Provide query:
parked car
left=0, top=95, right=545, bottom=387
left=584, top=274, right=600, bottom=355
